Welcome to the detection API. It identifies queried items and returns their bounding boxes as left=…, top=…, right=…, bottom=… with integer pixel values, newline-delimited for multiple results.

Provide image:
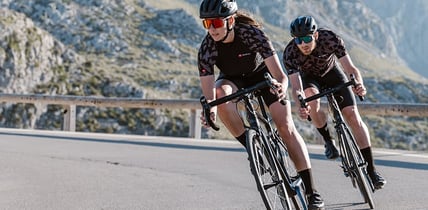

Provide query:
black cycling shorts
left=216, top=66, right=281, bottom=107
left=302, top=66, right=356, bottom=110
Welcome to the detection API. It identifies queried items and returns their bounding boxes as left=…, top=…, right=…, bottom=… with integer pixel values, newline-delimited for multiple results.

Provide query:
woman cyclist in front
left=197, top=1, right=324, bottom=209
left=282, top=15, right=386, bottom=190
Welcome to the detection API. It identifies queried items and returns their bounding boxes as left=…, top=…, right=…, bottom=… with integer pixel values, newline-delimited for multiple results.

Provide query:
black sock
left=317, top=123, right=333, bottom=144
left=235, top=132, right=246, bottom=148
left=299, top=169, right=316, bottom=195
left=361, top=147, right=375, bottom=173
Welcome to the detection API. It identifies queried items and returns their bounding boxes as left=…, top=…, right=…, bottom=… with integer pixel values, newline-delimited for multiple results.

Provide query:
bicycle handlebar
left=200, top=72, right=285, bottom=131
left=298, top=74, right=364, bottom=121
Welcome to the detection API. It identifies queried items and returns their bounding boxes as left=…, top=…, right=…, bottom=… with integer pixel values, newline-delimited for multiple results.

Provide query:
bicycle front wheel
left=273, top=133, right=307, bottom=210
left=340, top=124, right=375, bottom=209
left=246, top=129, right=292, bottom=210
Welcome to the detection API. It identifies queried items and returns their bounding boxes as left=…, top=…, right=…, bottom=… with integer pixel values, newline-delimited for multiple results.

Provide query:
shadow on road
left=1, top=131, right=427, bottom=171
left=0, top=131, right=246, bottom=153
left=326, top=201, right=370, bottom=210
left=309, top=153, right=428, bottom=171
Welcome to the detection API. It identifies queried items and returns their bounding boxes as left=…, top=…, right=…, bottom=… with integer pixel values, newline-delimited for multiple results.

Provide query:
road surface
left=0, top=128, right=427, bottom=210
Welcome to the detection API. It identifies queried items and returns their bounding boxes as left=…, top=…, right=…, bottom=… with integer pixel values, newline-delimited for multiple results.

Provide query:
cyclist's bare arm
left=338, top=55, right=366, bottom=97
left=264, top=55, right=288, bottom=100
left=289, top=72, right=310, bottom=119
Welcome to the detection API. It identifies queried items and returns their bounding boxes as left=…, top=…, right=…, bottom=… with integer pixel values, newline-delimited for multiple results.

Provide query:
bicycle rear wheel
left=339, top=124, right=375, bottom=209
left=246, top=129, right=292, bottom=210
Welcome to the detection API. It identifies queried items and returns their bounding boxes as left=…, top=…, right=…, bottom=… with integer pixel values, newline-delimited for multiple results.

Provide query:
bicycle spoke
left=246, top=129, right=294, bottom=210
left=339, top=124, right=375, bottom=209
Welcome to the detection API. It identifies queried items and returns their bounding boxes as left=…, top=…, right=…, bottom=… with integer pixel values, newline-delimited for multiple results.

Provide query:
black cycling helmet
left=290, top=15, right=318, bottom=37
left=199, top=0, right=238, bottom=18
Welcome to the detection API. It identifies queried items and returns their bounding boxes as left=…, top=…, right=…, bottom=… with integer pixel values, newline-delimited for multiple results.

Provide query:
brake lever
left=199, top=96, right=220, bottom=131
left=350, top=74, right=364, bottom=101
left=264, top=73, right=286, bottom=105
left=297, top=95, right=312, bottom=121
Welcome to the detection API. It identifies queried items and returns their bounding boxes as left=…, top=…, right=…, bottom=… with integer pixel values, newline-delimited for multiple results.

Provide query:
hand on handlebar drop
left=200, top=110, right=216, bottom=128
left=299, top=106, right=311, bottom=120
left=352, top=82, right=367, bottom=97
left=269, top=80, right=286, bottom=101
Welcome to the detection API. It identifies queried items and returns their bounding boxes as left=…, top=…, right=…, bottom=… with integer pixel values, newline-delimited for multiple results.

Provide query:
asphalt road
left=0, top=128, right=427, bottom=210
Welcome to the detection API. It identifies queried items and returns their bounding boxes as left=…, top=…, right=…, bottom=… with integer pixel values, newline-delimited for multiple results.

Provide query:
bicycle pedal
left=290, top=175, right=302, bottom=184
left=291, top=176, right=303, bottom=188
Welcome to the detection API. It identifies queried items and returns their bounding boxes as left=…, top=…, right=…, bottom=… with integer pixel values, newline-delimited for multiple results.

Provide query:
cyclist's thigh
left=215, top=74, right=239, bottom=97
left=323, top=67, right=356, bottom=109
left=268, top=100, right=300, bottom=134
left=301, top=73, right=322, bottom=107
left=301, top=72, right=321, bottom=93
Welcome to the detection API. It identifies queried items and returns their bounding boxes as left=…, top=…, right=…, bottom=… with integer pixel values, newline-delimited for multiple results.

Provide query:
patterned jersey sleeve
left=197, top=35, right=217, bottom=77
left=282, top=41, right=300, bottom=75
left=238, top=24, right=276, bottom=59
left=326, top=30, right=347, bottom=59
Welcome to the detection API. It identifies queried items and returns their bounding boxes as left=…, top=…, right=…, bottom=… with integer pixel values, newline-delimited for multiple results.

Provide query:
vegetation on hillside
left=0, top=0, right=426, bottom=152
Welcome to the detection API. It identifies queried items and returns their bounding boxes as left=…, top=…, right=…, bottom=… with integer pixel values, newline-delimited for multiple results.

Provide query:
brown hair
left=234, top=10, right=262, bottom=28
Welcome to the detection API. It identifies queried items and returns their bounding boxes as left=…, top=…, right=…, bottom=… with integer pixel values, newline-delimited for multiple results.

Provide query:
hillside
left=0, top=0, right=426, bottom=151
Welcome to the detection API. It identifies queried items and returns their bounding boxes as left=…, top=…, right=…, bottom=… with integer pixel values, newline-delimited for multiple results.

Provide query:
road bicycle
left=298, top=75, right=375, bottom=209
left=200, top=73, right=307, bottom=210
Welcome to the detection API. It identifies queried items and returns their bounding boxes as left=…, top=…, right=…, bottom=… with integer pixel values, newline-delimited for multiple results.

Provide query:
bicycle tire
left=246, top=129, right=292, bottom=210
left=339, top=124, right=375, bottom=209
left=272, top=132, right=307, bottom=210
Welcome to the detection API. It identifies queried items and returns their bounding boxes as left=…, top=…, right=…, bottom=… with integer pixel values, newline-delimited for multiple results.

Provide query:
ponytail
left=234, top=10, right=262, bottom=28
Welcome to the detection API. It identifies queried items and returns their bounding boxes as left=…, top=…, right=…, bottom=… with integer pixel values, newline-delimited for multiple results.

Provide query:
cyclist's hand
left=352, top=82, right=367, bottom=97
left=269, top=80, right=286, bottom=100
left=200, top=110, right=216, bottom=128
left=299, top=106, right=311, bottom=120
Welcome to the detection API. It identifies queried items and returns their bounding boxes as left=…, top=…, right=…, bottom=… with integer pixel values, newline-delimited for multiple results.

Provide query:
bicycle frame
left=242, top=92, right=307, bottom=210
left=298, top=75, right=375, bottom=209
left=200, top=72, right=306, bottom=209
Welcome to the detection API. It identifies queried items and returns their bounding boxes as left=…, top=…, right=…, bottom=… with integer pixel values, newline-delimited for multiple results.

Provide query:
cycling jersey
left=198, top=23, right=276, bottom=77
left=197, top=23, right=279, bottom=106
left=282, top=28, right=347, bottom=77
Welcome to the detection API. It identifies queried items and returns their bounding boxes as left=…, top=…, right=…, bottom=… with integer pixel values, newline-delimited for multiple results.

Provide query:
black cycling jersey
left=197, top=23, right=280, bottom=106
left=283, top=28, right=356, bottom=109
left=282, top=28, right=347, bottom=77
left=198, top=23, right=276, bottom=77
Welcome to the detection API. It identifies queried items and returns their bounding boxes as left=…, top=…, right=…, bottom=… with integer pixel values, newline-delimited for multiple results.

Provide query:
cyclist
left=197, top=1, right=324, bottom=209
left=282, top=15, right=386, bottom=189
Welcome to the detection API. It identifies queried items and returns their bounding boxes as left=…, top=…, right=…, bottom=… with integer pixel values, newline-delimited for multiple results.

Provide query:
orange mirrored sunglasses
left=202, top=18, right=226, bottom=29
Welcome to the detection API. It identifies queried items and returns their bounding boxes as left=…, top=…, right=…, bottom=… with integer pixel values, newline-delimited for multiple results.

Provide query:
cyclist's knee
left=215, top=80, right=236, bottom=97
left=276, top=123, right=297, bottom=139
left=308, top=98, right=322, bottom=110
left=342, top=106, right=363, bottom=125
left=304, top=87, right=319, bottom=96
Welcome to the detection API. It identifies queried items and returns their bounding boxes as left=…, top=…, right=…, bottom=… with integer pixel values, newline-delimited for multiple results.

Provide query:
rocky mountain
left=362, top=0, right=428, bottom=78
left=0, top=0, right=426, bottom=151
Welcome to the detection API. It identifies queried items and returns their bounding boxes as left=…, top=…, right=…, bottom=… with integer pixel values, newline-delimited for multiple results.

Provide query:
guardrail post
left=189, top=109, right=201, bottom=139
left=63, top=104, right=76, bottom=132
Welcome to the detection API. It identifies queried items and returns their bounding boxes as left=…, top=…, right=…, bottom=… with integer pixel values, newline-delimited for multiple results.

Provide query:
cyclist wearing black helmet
left=283, top=15, right=386, bottom=189
left=198, top=1, right=324, bottom=209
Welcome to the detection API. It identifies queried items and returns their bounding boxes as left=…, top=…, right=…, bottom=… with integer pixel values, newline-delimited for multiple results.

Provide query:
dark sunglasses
left=202, top=18, right=226, bottom=29
left=294, top=35, right=314, bottom=44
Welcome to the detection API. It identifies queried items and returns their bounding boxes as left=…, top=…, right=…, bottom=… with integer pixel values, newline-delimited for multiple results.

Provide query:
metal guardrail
left=0, top=93, right=427, bottom=139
